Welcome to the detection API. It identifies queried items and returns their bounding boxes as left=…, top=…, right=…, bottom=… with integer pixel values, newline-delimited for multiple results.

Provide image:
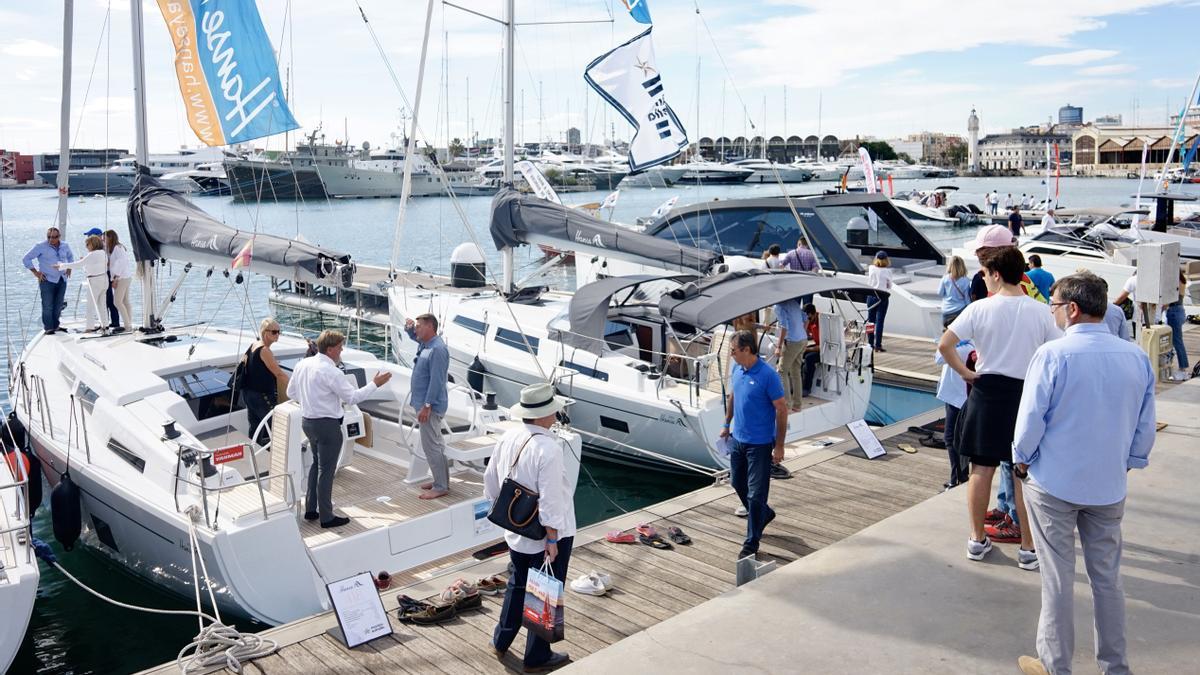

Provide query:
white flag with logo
left=601, top=190, right=621, bottom=210
left=515, top=161, right=562, bottom=205
left=585, top=27, right=688, bottom=172
left=650, top=195, right=678, bottom=219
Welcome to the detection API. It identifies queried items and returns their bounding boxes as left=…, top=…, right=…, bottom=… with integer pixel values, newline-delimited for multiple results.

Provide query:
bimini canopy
left=489, top=188, right=721, bottom=273
left=558, top=274, right=699, bottom=354
left=659, top=268, right=879, bottom=331
left=127, top=175, right=355, bottom=288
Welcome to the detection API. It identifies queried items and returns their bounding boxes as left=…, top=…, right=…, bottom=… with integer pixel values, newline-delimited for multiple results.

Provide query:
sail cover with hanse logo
left=584, top=27, right=688, bottom=173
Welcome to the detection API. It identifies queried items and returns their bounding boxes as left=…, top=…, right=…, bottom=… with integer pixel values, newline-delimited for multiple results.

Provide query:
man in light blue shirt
left=1012, top=273, right=1155, bottom=675
left=405, top=313, right=451, bottom=499
left=22, top=227, right=75, bottom=334
left=772, top=298, right=808, bottom=411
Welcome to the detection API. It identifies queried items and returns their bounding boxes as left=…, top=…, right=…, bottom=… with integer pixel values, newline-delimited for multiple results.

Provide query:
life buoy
left=51, top=472, right=82, bottom=551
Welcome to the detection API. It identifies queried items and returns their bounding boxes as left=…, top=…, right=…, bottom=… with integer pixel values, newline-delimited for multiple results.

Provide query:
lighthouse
left=967, top=108, right=980, bottom=173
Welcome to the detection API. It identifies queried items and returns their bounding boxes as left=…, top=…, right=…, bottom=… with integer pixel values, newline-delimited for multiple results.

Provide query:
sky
left=1, top=0, right=1198, bottom=155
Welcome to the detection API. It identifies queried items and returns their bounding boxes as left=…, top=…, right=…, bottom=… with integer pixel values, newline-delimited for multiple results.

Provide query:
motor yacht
left=728, top=159, right=812, bottom=183
left=37, top=147, right=229, bottom=196
left=676, top=161, right=754, bottom=185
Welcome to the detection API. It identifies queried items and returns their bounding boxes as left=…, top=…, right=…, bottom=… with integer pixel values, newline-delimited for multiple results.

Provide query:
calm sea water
left=4, top=175, right=1194, bottom=673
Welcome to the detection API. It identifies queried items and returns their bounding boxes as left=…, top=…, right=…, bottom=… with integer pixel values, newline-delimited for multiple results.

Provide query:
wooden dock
left=143, top=409, right=952, bottom=675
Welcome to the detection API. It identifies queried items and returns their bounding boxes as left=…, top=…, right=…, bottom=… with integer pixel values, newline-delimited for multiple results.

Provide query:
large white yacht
left=316, top=149, right=446, bottom=198
left=11, top=177, right=580, bottom=625
left=36, top=147, right=229, bottom=195
left=729, top=158, right=813, bottom=183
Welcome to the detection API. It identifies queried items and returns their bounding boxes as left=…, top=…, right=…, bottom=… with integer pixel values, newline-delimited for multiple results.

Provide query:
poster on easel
left=846, top=419, right=886, bottom=459
left=326, top=571, right=393, bottom=648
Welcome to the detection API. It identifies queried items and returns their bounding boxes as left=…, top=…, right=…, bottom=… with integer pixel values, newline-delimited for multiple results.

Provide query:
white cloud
left=1027, top=49, right=1118, bottom=66
left=0, top=39, right=61, bottom=58
left=729, top=1, right=1170, bottom=89
left=1150, top=77, right=1190, bottom=89
left=1077, top=64, right=1135, bottom=75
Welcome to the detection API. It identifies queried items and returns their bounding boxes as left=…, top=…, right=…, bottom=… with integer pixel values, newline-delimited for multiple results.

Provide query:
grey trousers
left=302, top=417, right=344, bottom=521
left=1024, top=481, right=1129, bottom=675
left=419, top=412, right=449, bottom=491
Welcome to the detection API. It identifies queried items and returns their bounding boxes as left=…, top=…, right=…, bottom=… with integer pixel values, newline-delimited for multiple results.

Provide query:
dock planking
left=150, top=412, right=968, bottom=675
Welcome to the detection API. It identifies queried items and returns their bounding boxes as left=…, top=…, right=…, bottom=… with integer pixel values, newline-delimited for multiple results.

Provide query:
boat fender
left=50, top=472, right=82, bottom=551
left=467, top=356, right=487, bottom=394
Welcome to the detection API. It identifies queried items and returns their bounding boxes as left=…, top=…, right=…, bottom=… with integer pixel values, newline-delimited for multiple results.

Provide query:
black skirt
left=954, top=373, right=1024, bottom=467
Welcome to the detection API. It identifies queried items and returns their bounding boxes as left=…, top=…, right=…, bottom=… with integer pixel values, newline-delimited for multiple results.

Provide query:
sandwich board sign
left=846, top=419, right=886, bottom=459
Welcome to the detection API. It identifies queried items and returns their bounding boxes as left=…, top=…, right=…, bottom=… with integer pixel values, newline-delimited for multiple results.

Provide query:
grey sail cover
left=558, top=274, right=698, bottom=354
left=489, top=188, right=720, bottom=272
left=127, top=175, right=355, bottom=288
left=659, top=268, right=880, bottom=330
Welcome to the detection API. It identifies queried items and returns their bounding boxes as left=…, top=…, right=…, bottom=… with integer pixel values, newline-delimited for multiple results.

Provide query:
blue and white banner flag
left=584, top=28, right=688, bottom=173
left=622, top=0, right=653, bottom=25
left=1182, top=135, right=1200, bottom=174
left=156, top=0, right=299, bottom=145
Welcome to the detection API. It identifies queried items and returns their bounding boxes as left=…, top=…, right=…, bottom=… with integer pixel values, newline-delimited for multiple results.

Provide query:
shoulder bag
left=487, top=435, right=548, bottom=540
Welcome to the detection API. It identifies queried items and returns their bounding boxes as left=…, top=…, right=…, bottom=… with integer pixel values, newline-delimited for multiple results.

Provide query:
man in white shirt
left=1040, top=208, right=1057, bottom=230
left=484, top=383, right=575, bottom=672
left=286, top=330, right=391, bottom=528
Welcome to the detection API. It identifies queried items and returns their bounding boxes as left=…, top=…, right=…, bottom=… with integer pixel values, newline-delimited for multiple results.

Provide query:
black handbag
left=487, top=436, right=547, bottom=540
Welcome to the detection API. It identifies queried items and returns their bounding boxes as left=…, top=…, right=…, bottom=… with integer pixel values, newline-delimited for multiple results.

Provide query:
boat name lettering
left=657, top=413, right=686, bottom=427
left=190, top=234, right=221, bottom=251
left=200, top=10, right=279, bottom=139
left=574, top=231, right=606, bottom=248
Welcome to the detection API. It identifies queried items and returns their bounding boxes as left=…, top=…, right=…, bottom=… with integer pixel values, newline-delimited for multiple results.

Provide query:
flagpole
left=1156, top=69, right=1200, bottom=194
left=389, top=0, right=436, bottom=275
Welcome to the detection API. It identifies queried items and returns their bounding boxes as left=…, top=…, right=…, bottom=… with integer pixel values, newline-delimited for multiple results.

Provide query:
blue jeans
left=998, top=460, right=1019, bottom=525
left=494, top=537, right=574, bottom=667
left=38, top=278, right=67, bottom=331
left=867, top=294, right=889, bottom=349
left=729, top=438, right=775, bottom=554
left=1165, top=304, right=1188, bottom=370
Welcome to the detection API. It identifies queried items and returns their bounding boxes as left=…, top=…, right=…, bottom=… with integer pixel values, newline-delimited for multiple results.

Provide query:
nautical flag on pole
left=1053, top=143, right=1061, bottom=206
left=584, top=28, right=688, bottom=173
left=231, top=238, right=253, bottom=269
left=155, top=0, right=300, bottom=145
left=600, top=190, right=621, bottom=210
left=515, top=161, right=563, bottom=204
left=622, top=0, right=653, bottom=24
left=649, top=195, right=678, bottom=220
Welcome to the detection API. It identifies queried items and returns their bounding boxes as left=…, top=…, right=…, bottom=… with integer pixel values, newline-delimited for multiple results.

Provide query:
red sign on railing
left=213, top=444, right=246, bottom=465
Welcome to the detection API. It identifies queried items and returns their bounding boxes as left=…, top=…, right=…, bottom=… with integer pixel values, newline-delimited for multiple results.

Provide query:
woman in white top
left=866, top=251, right=894, bottom=351
left=938, top=245, right=1061, bottom=569
left=104, top=229, right=134, bottom=331
left=55, top=234, right=108, bottom=332
left=483, top=383, right=575, bottom=671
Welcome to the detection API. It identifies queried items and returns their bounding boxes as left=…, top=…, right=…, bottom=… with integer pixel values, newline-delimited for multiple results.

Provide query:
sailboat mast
left=389, top=0, right=436, bottom=273
left=501, top=0, right=515, bottom=292
left=130, top=0, right=155, bottom=330
left=55, top=0, right=74, bottom=229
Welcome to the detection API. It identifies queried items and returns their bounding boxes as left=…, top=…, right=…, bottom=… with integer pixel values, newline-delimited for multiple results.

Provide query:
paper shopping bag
left=522, top=562, right=565, bottom=643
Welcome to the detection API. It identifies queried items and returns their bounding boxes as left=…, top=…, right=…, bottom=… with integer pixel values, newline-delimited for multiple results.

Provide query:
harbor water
left=3, top=176, right=1195, bottom=673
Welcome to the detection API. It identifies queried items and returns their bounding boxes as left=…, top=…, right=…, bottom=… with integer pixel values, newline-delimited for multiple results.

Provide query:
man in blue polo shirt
left=22, top=226, right=75, bottom=334
left=720, top=329, right=789, bottom=559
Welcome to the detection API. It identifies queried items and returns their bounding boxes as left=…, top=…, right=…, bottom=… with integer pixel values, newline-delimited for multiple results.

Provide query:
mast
left=1156, top=70, right=1200, bottom=194
left=130, top=0, right=155, bottom=330
left=54, top=0, right=74, bottom=229
left=501, top=0, right=515, bottom=292
left=388, top=0, right=436, bottom=273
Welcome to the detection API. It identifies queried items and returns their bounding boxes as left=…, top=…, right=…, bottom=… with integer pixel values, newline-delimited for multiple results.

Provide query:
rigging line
left=693, top=1, right=755, bottom=131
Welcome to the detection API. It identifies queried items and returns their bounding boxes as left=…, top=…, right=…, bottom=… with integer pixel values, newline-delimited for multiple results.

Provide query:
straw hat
left=509, top=382, right=565, bottom=419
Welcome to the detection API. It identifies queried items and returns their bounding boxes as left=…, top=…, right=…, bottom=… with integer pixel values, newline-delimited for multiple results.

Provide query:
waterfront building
left=1170, top=105, right=1200, bottom=128
left=0, top=149, right=36, bottom=185
left=977, top=126, right=1072, bottom=172
left=1094, top=114, right=1123, bottom=127
left=1071, top=122, right=1200, bottom=177
left=567, top=127, right=581, bottom=147
left=1059, top=104, right=1083, bottom=126
left=695, top=134, right=840, bottom=162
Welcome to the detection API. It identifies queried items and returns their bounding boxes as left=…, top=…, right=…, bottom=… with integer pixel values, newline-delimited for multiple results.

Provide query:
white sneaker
left=1017, top=548, right=1040, bottom=571
left=569, top=573, right=607, bottom=596
left=1173, top=368, right=1191, bottom=382
left=966, top=537, right=993, bottom=561
left=734, top=505, right=749, bottom=517
left=588, top=570, right=612, bottom=589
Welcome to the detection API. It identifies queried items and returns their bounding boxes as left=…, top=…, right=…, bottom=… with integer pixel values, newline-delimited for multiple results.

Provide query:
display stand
left=325, top=571, right=393, bottom=648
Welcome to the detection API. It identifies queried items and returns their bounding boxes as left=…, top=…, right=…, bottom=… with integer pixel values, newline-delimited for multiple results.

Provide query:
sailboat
left=0, top=428, right=38, bottom=673
left=10, top=0, right=579, bottom=626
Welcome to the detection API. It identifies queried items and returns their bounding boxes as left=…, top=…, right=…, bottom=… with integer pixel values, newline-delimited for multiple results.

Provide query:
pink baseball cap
left=970, top=224, right=1017, bottom=254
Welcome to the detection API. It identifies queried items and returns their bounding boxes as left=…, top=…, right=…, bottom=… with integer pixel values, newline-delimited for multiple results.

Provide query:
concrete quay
left=568, top=380, right=1200, bottom=674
